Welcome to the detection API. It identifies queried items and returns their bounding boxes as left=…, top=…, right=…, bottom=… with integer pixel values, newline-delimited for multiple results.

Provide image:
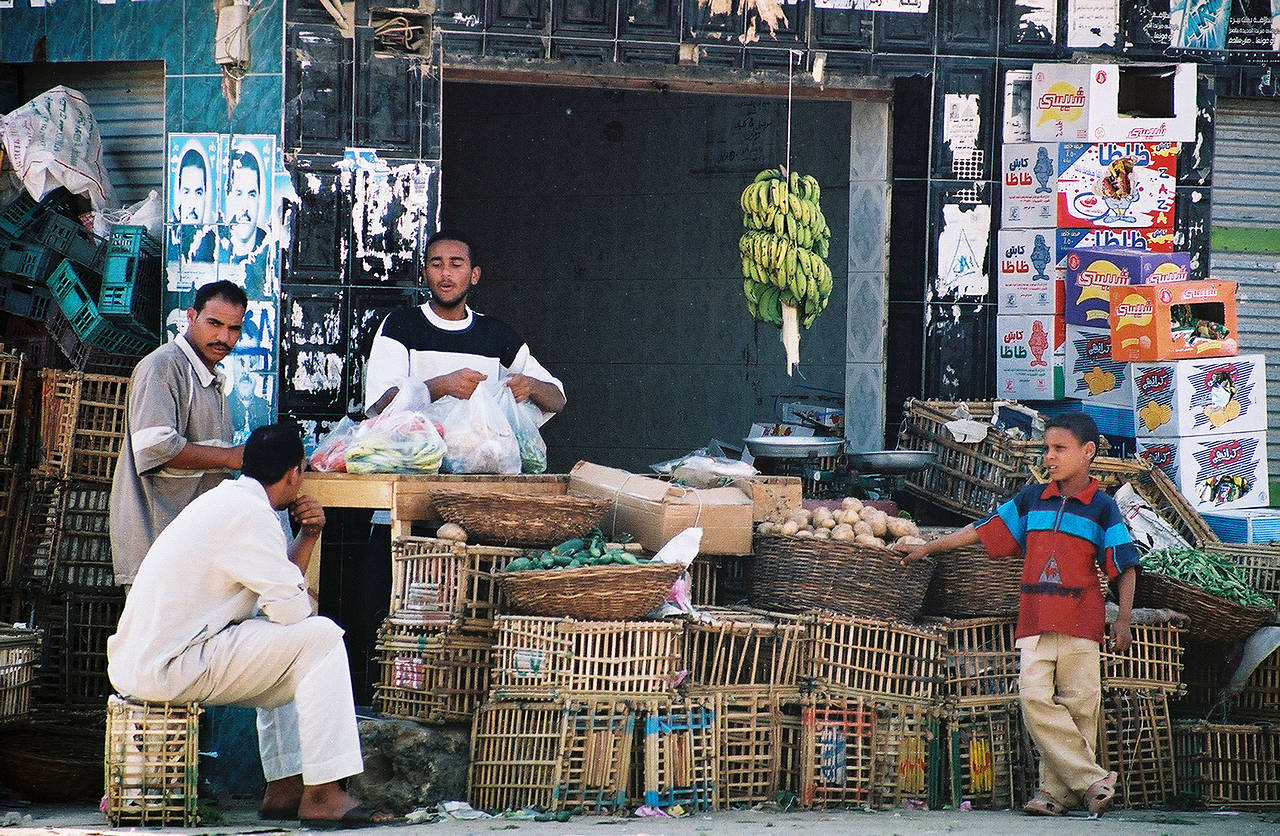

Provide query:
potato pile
left=755, top=496, right=926, bottom=551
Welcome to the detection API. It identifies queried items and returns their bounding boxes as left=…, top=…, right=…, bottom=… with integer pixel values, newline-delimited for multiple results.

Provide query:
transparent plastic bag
left=344, top=380, right=447, bottom=473
left=439, top=381, right=520, bottom=475
left=308, top=416, right=358, bottom=472
left=497, top=384, right=547, bottom=474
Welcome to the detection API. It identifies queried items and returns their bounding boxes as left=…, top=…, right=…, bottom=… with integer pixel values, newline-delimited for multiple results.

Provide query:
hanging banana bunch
left=738, top=167, right=832, bottom=330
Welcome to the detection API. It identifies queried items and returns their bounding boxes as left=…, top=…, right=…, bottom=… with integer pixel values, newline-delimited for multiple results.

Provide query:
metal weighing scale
left=744, top=437, right=935, bottom=500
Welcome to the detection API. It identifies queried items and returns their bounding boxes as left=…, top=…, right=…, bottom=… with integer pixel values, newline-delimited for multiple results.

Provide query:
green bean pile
left=1140, top=547, right=1270, bottom=608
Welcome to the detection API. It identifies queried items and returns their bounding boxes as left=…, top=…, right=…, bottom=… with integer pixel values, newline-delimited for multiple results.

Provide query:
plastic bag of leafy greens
left=496, top=383, right=548, bottom=474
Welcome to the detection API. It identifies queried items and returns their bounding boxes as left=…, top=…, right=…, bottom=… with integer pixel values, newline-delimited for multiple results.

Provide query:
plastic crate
left=28, top=212, right=105, bottom=272
left=44, top=307, right=144, bottom=376
left=106, top=225, right=161, bottom=259
left=48, top=261, right=156, bottom=357
left=99, top=226, right=161, bottom=337
left=0, top=277, right=55, bottom=321
left=0, top=239, right=61, bottom=284
left=0, top=188, right=71, bottom=238
left=1201, top=508, right=1280, bottom=544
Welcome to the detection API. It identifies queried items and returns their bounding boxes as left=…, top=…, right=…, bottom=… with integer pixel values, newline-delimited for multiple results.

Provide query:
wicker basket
left=499, top=562, right=683, bottom=620
left=923, top=543, right=1021, bottom=618
left=1202, top=542, right=1280, bottom=611
left=0, top=715, right=104, bottom=802
left=431, top=490, right=611, bottom=548
left=749, top=534, right=936, bottom=621
left=1134, top=572, right=1275, bottom=645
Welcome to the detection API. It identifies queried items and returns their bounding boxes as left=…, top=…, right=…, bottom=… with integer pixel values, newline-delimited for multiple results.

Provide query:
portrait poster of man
left=219, top=299, right=278, bottom=444
left=165, top=134, right=220, bottom=287
left=216, top=135, right=277, bottom=299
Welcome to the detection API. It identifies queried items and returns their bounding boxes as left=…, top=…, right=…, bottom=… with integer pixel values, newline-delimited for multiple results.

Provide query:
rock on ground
left=348, top=717, right=471, bottom=814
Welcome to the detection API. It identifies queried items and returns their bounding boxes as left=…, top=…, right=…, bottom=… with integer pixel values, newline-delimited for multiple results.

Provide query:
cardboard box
left=1030, top=63, right=1196, bottom=143
left=1199, top=508, right=1280, bottom=544
left=568, top=461, right=754, bottom=556
left=1137, top=432, right=1269, bottom=513
left=1057, top=142, right=1177, bottom=231
left=1064, top=247, right=1190, bottom=326
left=736, top=475, right=803, bottom=522
left=1001, top=143, right=1059, bottom=228
left=1131, top=354, right=1267, bottom=438
left=996, top=314, right=1065, bottom=400
left=1109, top=280, right=1239, bottom=363
left=1056, top=226, right=1175, bottom=256
left=777, top=401, right=844, bottom=434
left=997, top=229, right=1063, bottom=315
left=1064, top=324, right=1133, bottom=407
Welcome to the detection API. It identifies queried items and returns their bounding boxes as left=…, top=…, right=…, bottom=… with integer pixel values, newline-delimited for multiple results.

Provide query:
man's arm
left=286, top=495, right=326, bottom=579
left=165, top=442, right=244, bottom=471
left=898, top=523, right=980, bottom=566
left=505, top=374, right=566, bottom=413
left=1111, top=566, right=1136, bottom=652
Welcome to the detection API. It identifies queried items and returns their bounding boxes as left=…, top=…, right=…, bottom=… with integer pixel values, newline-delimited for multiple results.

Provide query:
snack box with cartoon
left=1057, top=227, right=1175, bottom=256
left=996, top=314, right=1065, bottom=400
left=1064, top=246, right=1190, bottom=326
left=1109, top=280, right=1238, bottom=363
left=1130, top=354, right=1267, bottom=439
left=1030, top=63, right=1196, bottom=143
left=1064, top=324, right=1133, bottom=408
left=997, top=229, right=1063, bottom=315
left=1056, top=142, right=1177, bottom=231
left=1001, top=143, right=1058, bottom=228
left=1137, top=431, right=1269, bottom=513
left=1199, top=507, right=1280, bottom=545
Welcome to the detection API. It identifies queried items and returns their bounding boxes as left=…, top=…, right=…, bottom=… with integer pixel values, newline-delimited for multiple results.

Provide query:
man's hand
left=897, top=542, right=930, bottom=568
left=289, top=495, right=326, bottom=538
left=429, top=368, right=487, bottom=400
left=504, top=373, right=536, bottom=403
left=1111, top=616, right=1132, bottom=653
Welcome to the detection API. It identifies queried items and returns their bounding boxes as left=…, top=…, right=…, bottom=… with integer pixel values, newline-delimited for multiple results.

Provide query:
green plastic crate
left=48, top=260, right=154, bottom=356
left=30, top=213, right=105, bottom=272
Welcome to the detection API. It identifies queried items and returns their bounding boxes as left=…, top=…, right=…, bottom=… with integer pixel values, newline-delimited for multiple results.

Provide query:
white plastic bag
left=309, top=415, right=359, bottom=472
left=1114, top=483, right=1190, bottom=553
left=0, top=86, right=117, bottom=208
left=438, top=381, right=520, bottom=475
left=496, top=384, right=547, bottom=474
left=344, top=380, right=446, bottom=473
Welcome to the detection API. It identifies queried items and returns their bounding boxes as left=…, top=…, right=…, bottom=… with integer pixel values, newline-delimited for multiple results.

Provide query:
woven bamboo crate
left=490, top=615, right=683, bottom=700
left=1100, top=617, right=1185, bottom=694
left=683, top=608, right=804, bottom=697
left=1203, top=542, right=1280, bottom=611
left=803, top=612, right=945, bottom=705
left=8, top=478, right=61, bottom=588
left=923, top=616, right=1019, bottom=707
left=389, top=536, right=525, bottom=631
left=800, top=697, right=937, bottom=809
left=554, top=699, right=635, bottom=813
left=468, top=700, right=563, bottom=812
left=0, top=347, right=22, bottom=461
left=33, top=370, right=129, bottom=484
left=0, top=626, right=39, bottom=725
left=1174, top=720, right=1280, bottom=809
left=1230, top=645, right=1280, bottom=723
left=715, top=694, right=802, bottom=808
left=941, top=702, right=1024, bottom=810
left=103, top=695, right=201, bottom=826
left=640, top=698, right=719, bottom=811
left=374, top=622, right=493, bottom=724
left=1098, top=687, right=1175, bottom=809
left=1170, top=641, right=1232, bottom=720
left=688, top=555, right=718, bottom=607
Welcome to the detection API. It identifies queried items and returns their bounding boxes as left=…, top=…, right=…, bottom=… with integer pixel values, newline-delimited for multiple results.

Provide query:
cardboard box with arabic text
left=996, top=229, right=1063, bottom=315
left=1001, top=143, right=1059, bottom=228
left=1109, top=280, right=1238, bottom=363
left=1064, top=246, right=1190, bottom=326
left=1030, top=63, right=1196, bottom=143
left=996, top=314, right=1065, bottom=400
left=568, top=461, right=754, bottom=555
left=1064, top=324, right=1133, bottom=407
left=1056, top=142, right=1177, bottom=231
left=1137, top=431, right=1269, bottom=513
left=1130, top=353, right=1267, bottom=439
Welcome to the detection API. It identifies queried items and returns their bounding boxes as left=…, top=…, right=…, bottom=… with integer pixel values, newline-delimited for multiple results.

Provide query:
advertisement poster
left=1056, top=142, right=1178, bottom=231
left=1170, top=0, right=1230, bottom=50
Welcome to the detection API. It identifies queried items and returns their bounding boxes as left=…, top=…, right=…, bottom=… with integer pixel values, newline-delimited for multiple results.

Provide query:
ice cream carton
left=1063, top=247, right=1190, bottom=326
left=1131, top=354, right=1267, bottom=438
left=1064, top=324, right=1133, bottom=408
left=1056, top=227, right=1175, bottom=256
left=1109, top=280, right=1238, bottom=363
left=997, top=229, right=1063, bottom=315
left=1001, top=143, right=1059, bottom=228
left=995, top=314, right=1065, bottom=400
left=1137, top=431, right=1269, bottom=513
left=1030, top=63, right=1196, bottom=143
left=1056, top=142, right=1177, bottom=231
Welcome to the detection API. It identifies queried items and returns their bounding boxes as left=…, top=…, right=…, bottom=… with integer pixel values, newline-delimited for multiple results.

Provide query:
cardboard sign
left=1057, top=142, right=1177, bottom=231
left=1131, top=354, right=1267, bottom=438
left=1109, top=280, right=1239, bottom=363
left=1137, top=432, right=1269, bottom=513
left=1030, top=63, right=1196, bottom=143
left=1064, top=324, right=1133, bottom=407
left=996, top=229, right=1063, bottom=315
left=1001, top=143, right=1059, bottom=228
left=995, top=314, right=1065, bottom=400
left=1063, top=247, right=1190, bottom=326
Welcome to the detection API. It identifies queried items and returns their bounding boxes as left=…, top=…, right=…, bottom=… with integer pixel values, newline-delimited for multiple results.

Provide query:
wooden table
left=298, top=472, right=569, bottom=594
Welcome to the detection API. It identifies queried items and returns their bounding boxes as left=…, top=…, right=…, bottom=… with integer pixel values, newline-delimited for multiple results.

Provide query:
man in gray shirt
left=110, top=280, right=249, bottom=586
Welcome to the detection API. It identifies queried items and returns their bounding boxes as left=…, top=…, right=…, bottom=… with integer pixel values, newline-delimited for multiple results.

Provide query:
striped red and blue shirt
left=975, top=478, right=1139, bottom=644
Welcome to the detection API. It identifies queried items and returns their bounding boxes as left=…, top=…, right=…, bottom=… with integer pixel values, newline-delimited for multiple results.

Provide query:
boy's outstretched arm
left=898, top=523, right=980, bottom=567
left=1112, top=566, right=1136, bottom=652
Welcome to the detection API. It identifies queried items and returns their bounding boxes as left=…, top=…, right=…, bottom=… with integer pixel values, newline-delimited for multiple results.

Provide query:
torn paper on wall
left=0, top=85, right=118, bottom=208
left=935, top=203, right=991, bottom=298
left=339, top=148, right=438, bottom=282
left=1002, top=70, right=1033, bottom=144
left=1066, top=0, right=1118, bottom=47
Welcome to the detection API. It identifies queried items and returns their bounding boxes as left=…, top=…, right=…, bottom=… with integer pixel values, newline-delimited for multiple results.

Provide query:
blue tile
left=1, top=7, right=45, bottom=64
left=45, top=0, right=92, bottom=62
left=165, top=75, right=184, bottom=130
left=90, top=0, right=126, bottom=61
left=228, top=74, right=283, bottom=136
left=125, top=0, right=185, bottom=68
left=247, top=0, right=284, bottom=76
left=181, top=75, right=227, bottom=134
left=185, top=0, right=220, bottom=74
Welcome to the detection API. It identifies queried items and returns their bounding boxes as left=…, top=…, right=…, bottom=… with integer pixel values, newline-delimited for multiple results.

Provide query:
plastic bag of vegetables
left=344, top=381, right=447, bottom=474
left=309, top=416, right=360, bottom=472
left=437, top=381, right=521, bottom=475
left=496, top=383, right=547, bottom=474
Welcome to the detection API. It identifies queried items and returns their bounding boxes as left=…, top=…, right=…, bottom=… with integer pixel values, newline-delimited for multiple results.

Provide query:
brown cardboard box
left=736, top=475, right=803, bottom=522
left=568, top=461, right=754, bottom=555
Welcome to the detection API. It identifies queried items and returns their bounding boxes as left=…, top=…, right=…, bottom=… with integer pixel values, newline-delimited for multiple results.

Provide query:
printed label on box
left=1057, top=142, right=1177, bottom=231
left=1001, top=143, right=1059, bottom=227
left=1138, top=432, right=1269, bottom=512
left=1064, top=247, right=1190, bottom=326
left=997, top=229, right=1061, bottom=314
left=1132, top=354, right=1267, bottom=438
left=1031, top=63, right=1196, bottom=143
left=1065, top=325, right=1132, bottom=407
left=1110, top=280, right=1239, bottom=363
left=996, top=314, right=1065, bottom=399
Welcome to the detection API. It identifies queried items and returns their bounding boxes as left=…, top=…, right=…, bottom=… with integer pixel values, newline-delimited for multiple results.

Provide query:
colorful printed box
left=1137, top=432, right=1269, bottom=513
left=1064, top=324, right=1133, bottom=408
left=995, top=314, right=1065, bottom=400
left=1131, top=354, right=1267, bottom=438
left=1057, top=142, right=1177, bottom=231
left=996, top=229, right=1063, bottom=315
left=1063, top=247, right=1190, bottom=327
left=1001, top=143, right=1059, bottom=228
left=1109, top=280, right=1238, bottom=363
left=1030, top=63, right=1196, bottom=143
left=1199, top=508, right=1280, bottom=544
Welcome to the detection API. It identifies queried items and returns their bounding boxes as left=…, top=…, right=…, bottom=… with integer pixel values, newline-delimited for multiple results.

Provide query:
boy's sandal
left=1086, top=770, right=1118, bottom=815
left=1022, top=791, right=1067, bottom=816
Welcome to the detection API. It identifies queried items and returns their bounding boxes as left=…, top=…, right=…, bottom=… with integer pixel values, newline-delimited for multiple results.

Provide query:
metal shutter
left=19, top=62, right=166, bottom=207
left=1211, top=98, right=1280, bottom=480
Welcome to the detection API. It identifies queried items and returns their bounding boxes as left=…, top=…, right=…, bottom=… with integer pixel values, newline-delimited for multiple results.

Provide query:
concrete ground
left=4, top=801, right=1277, bottom=835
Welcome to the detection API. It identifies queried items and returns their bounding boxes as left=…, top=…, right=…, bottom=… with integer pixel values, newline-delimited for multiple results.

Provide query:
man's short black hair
left=425, top=228, right=477, bottom=267
left=1045, top=412, right=1100, bottom=458
left=242, top=423, right=305, bottom=485
left=193, top=280, right=248, bottom=312
left=226, top=146, right=261, bottom=192
left=179, top=148, right=206, bottom=176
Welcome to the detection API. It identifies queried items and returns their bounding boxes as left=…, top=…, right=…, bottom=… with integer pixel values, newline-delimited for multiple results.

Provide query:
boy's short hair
left=1045, top=412, right=1100, bottom=458
left=242, top=423, right=305, bottom=485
